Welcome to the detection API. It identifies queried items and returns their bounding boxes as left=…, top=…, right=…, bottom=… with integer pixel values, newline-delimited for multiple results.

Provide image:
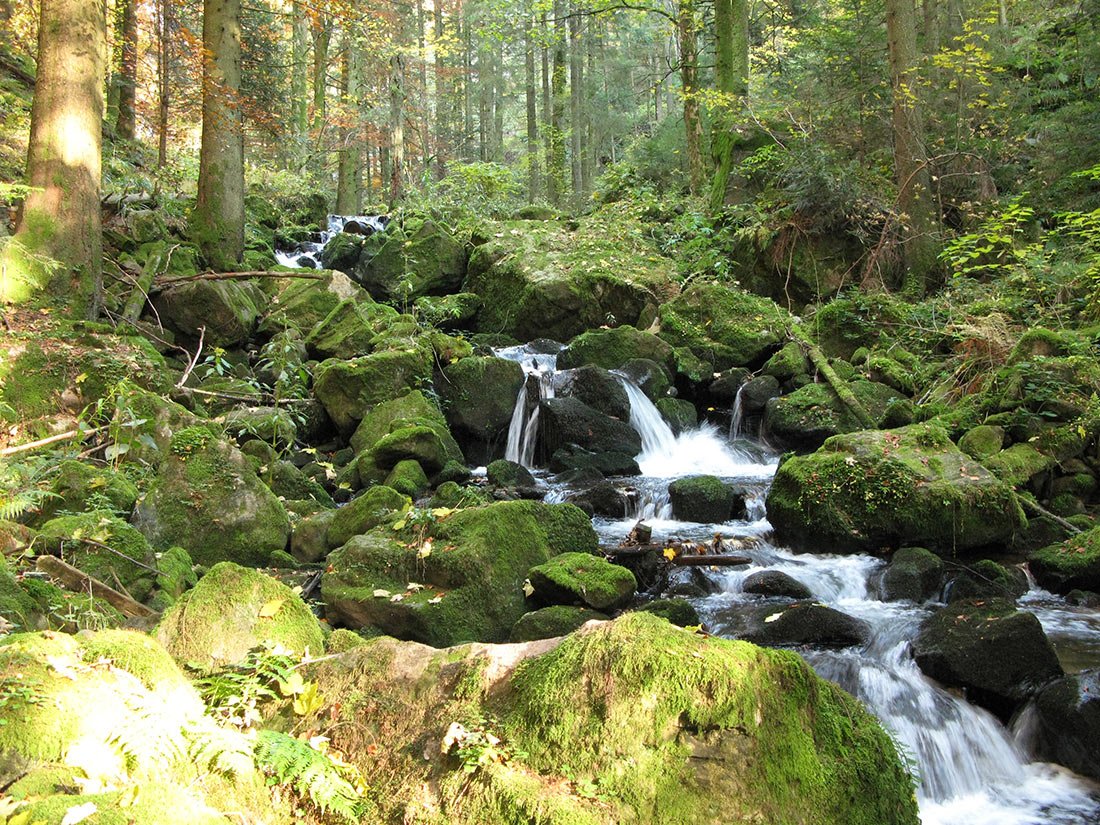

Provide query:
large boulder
left=553, top=364, right=632, bottom=421
left=34, top=459, right=138, bottom=524
left=527, top=552, right=637, bottom=611
left=766, top=423, right=1026, bottom=554
left=352, top=217, right=467, bottom=302
left=539, top=397, right=642, bottom=458
left=911, top=598, right=1064, bottom=720
left=763, top=380, right=905, bottom=452
left=509, top=605, right=608, bottom=642
left=439, top=356, right=525, bottom=462
left=657, top=282, right=792, bottom=371
left=1029, top=526, right=1100, bottom=593
left=557, top=326, right=674, bottom=373
left=323, top=500, right=598, bottom=646
left=463, top=211, right=673, bottom=341
left=313, top=349, right=433, bottom=434
left=304, top=297, right=399, bottom=359
left=742, top=570, right=813, bottom=600
left=132, top=426, right=291, bottom=567
left=156, top=561, right=325, bottom=670
left=326, top=485, right=410, bottom=549
left=1031, top=669, right=1100, bottom=781
left=736, top=602, right=870, bottom=649
left=303, top=613, right=919, bottom=824
left=259, top=269, right=369, bottom=335
left=880, top=547, right=943, bottom=602
left=668, top=475, right=746, bottom=523
left=152, top=279, right=261, bottom=346
left=350, top=390, right=464, bottom=480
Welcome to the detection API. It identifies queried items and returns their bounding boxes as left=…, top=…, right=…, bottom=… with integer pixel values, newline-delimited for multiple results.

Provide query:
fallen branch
left=1017, top=495, right=1083, bottom=536
left=151, top=270, right=325, bottom=292
left=674, top=554, right=752, bottom=567
left=36, top=555, right=158, bottom=619
left=790, top=325, right=876, bottom=430
left=0, top=424, right=109, bottom=457
left=67, top=536, right=162, bottom=575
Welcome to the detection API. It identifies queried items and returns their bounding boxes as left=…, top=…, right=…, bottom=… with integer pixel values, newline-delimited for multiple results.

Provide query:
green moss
left=762, top=341, right=810, bottom=381
left=983, top=443, right=1054, bottom=486
left=313, top=349, right=434, bottom=434
left=22, top=781, right=229, bottom=824
left=509, top=606, right=608, bottom=642
left=500, top=614, right=918, bottom=825
left=78, top=628, right=195, bottom=695
left=558, top=325, right=674, bottom=371
left=658, top=283, right=791, bottom=371
left=170, top=425, right=217, bottom=458
left=327, top=485, right=410, bottom=549
left=527, top=552, right=637, bottom=611
left=38, top=511, right=158, bottom=602
left=385, top=459, right=431, bottom=498
left=327, top=628, right=369, bottom=653
left=958, top=425, right=1005, bottom=460
left=636, top=597, right=700, bottom=627
left=0, top=562, right=39, bottom=632
left=156, top=562, right=325, bottom=671
left=1030, top=526, right=1100, bottom=592
left=36, top=460, right=138, bottom=523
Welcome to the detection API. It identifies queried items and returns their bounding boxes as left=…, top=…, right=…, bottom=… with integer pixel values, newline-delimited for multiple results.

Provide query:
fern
left=253, top=730, right=369, bottom=823
left=185, top=722, right=255, bottom=780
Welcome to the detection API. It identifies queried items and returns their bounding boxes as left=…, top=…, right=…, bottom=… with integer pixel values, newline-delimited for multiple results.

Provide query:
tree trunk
left=525, top=14, right=539, bottom=202
left=7, top=0, right=105, bottom=316
left=434, top=0, right=447, bottom=178
left=548, top=0, right=567, bottom=205
left=192, top=0, right=244, bottom=271
left=311, top=19, right=331, bottom=133
left=462, top=9, right=474, bottom=160
left=157, top=0, right=170, bottom=167
left=708, top=0, right=749, bottom=211
left=114, top=0, right=138, bottom=140
left=477, top=34, right=490, bottom=161
left=390, top=50, right=406, bottom=202
left=541, top=10, right=551, bottom=187
left=336, top=32, right=362, bottom=214
left=677, top=0, right=704, bottom=193
left=569, top=6, right=583, bottom=204
left=417, top=0, right=429, bottom=173
left=291, top=0, right=310, bottom=161
left=886, top=0, right=940, bottom=295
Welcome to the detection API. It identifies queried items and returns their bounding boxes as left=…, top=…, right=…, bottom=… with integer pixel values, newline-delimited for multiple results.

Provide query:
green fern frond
left=253, top=730, right=368, bottom=823
left=185, top=722, right=255, bottom=780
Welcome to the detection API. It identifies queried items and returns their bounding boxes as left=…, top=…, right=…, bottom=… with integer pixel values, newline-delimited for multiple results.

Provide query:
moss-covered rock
left=259, top=459, right=334, bottom=507
left=0, top=561, right=40, bottom=632
left=439, top=356, right=525, bottom=462
left=1031, top=669, right=1100, bottom=781
left=767, top=423, right=1026, bottom=554
left=326, top=485, right=410, bottom=549
left=762, top=341, right=811, bottom=382
left=132, top=428, right=291, bottom=567
left=1030, top=526, right=1100, bottom=593
left=738, top=602, right=871, bottom=648
left=880, top=547, right=943, bottom=602
left=958, top=424, right=1005, bottom=460
left=38, top=511, right=158, bottom=602
left=658, top=283, right=792, bottom=371
left=152, top=280, right=261, bottom=347
left=313, top=349, right=433, bottom=434
left=304, top=297, right=400, bottom=359
left=156, top=562, right=325, bottom=670
left=384, top=459, right=431, bottom=498
left=414, top=292, right=483, bottom=330
left=636, top=597, right=700, bottom=627
left=556, top=364, right=633, bottom=420
left=668, top=475, right=745, bottom=523
left=323, top=500, right=597, bottom=646
left=345, top=218, right=467, bottom=303
left=304, top=613, right=918, bottom=825
left=290, top=508, right=337, bottom=563
left=912, top=598, right=1064, bottom=719
left=763, top=380, right=903, bottom=452
left=107, top=381, right=200, bottom=468
left=219, top=405, right=298, bottom=450
left=946, top=559, right=1028, bottom=602
left=485, top=458, right=538, bottom=492
left=259, top=269, right=369, bottom=335
left=742, top=570, right=813, bottom=600
left=656, top=397, right=698, bottom=434
left=154, top=545, right=197, bottom=601
left=558, top=326, right=674, bottom=372
left=983, top=356, right=1100, bottom=422
left=463, top=208, right=672, bottom=341
left=527, top=552, right=636, bottom=611
left=509, top=605, right=607, bottom=641
left=35, top=459, right=138, bottom=524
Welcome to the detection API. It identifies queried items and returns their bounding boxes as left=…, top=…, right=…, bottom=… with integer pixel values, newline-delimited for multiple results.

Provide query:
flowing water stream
left=274, top=214, right=389, bottom=269
left=500, top=349, right=1100, bottom=825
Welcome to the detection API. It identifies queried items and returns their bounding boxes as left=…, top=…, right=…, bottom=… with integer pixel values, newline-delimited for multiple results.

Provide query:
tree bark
left=390, top=50, right=407, bottom=202
left=157, top=0, right=170, bottom=167
left=7, top=0, right=105, bottom=317
left=115, top=0, right=138, bottom=139
left=548, top=0, right=567, bottom=205
left=677, top=0, right=704, bottom=194
left=525, top=13, right=540, bottom=202
left=336, top=31, right=362, bottom=214
left=569, top=6, right=583, bottom=204
left=191, top=0, right=245, bottom=271
left=433, top=0, right=448, bottom=178
left=291, top=0, right=310, bottom=162
left=311, top=17, right=331, bottom=133
left=886, top=0, right=940, bottom=295
left=707, top=0, right=749, bottom=211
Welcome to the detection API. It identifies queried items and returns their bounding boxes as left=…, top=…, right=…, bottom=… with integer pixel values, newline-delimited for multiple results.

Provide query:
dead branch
left=36, top=555, right=158, bottom=619
left=151, top=270, right=325, bottom=292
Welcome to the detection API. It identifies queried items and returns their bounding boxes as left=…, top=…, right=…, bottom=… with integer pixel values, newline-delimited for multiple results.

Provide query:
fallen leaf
left=764, top=612, right=784, bottom=623
left=372, top=589, right=391, bottom=598
left=258, top=598, right=284, bottom=618
left=60, top=803, right=97, bottom=825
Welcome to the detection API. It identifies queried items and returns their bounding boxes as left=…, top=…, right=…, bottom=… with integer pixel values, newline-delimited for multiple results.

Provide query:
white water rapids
left=495, top=346, right=1100, bottom=824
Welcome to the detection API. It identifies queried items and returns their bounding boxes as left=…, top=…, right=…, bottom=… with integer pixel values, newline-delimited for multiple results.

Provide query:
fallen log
left=673, top=554, right=752, bottom=567
left=36, top=555, right=158, bottom=619
left=151, top=270, right=325, bottom=292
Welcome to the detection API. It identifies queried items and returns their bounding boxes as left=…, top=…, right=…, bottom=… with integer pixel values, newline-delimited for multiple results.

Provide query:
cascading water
left=274, top=214, right=389, bottom=269
left=494, top=344, right=561, bottom=468
left=729, top=382, right=746, bottom=440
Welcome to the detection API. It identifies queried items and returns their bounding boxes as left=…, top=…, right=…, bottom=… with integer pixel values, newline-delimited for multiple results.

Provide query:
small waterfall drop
left=495, top=344, right=561, bottom=468
left=729, top=382, right=746, bottom=440
left=275, top=214, right=389, bottom=269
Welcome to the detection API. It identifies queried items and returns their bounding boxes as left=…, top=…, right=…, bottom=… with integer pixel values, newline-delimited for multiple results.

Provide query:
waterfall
left=495, top=345, right=560, bottom=468
left=729, top=382, right=746, bottom=440
left=274, top=213, right=389, bottom=269
left=620, top=380, right=677, bottom=457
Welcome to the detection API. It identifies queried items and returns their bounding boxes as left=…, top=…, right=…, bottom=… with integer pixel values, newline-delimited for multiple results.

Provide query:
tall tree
left=524, top=11, right=539, bottom=201
left=290, top=0, right=310, bottom=163
left=885, top=0, right=940, bottom=293
left=191, top=0, right=245, bottom=270
left=114, top=0, right=138, bottom=140
left=569, top=5, right=583, bottom=203
left=676, top=0, right=704, bottom=193
left=548, top=0, right=567, bottom=204
left=708, top=0, right=749, bottom=210
left=336, top=30, right=363, bottom=214
left=4, top=0, right=105, bottom=315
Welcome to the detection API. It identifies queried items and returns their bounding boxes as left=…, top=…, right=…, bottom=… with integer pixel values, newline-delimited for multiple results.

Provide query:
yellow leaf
left=257, top=599, right=284, bottom=619
left=294, top=681, right=324, bottom=715
left=663, top=547, right=677, bottom=561
left=522, top=579, right=535, bottom=597
left=683, top=624, right=703, bottom=634
left=279, top=672, right=306, bottom=697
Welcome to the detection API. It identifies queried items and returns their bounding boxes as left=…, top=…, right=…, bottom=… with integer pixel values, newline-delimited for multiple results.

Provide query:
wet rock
left=912, top=598, right=1064, bottom=720
left=740, top=374, right=781, bottom=412
left=323, top=500, right=597, bottom=646
left=539, top=397, right=642, bottom=457
left=617, top=358, right=673, bottom=401
left=656, top=397, right=697, bottom=435
left=946, top=560, right=1028, bottom=603
left=549, top=445, right=641, bottom=477
left=767, top=423, right=1025, bottom=555
left=763, top=380, right=903, bottom=452
left=290, top=508, right=337, bottom=563
left=528, top=552, right=637, bottom=611
left=761, top=341, right=812, bottom=383
left=555, top=364, right=632, bottom=420
left=668, top=475, right=746, bottom=523
left=1031, top=669, right=1100, bottom=781
left=566, top=481, right=631, bottom=518
left=636, top=597, right=700, bottom=627
left=132, top=427, right=291, bottom=567
left=742, top=570, right=813, bottom=600
left=486, top=459, right=539, bottom=497
left=739, top=602, right=870, bottom=649
left=881, top=547, right=943, bottom=602
left=438, top=355, right=524, bottom=463
left=1030, top=526, right=1100, bottom=594
left=510, top=605, right=607, bottom=641
left=708, top=368, right=750, bottom=402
